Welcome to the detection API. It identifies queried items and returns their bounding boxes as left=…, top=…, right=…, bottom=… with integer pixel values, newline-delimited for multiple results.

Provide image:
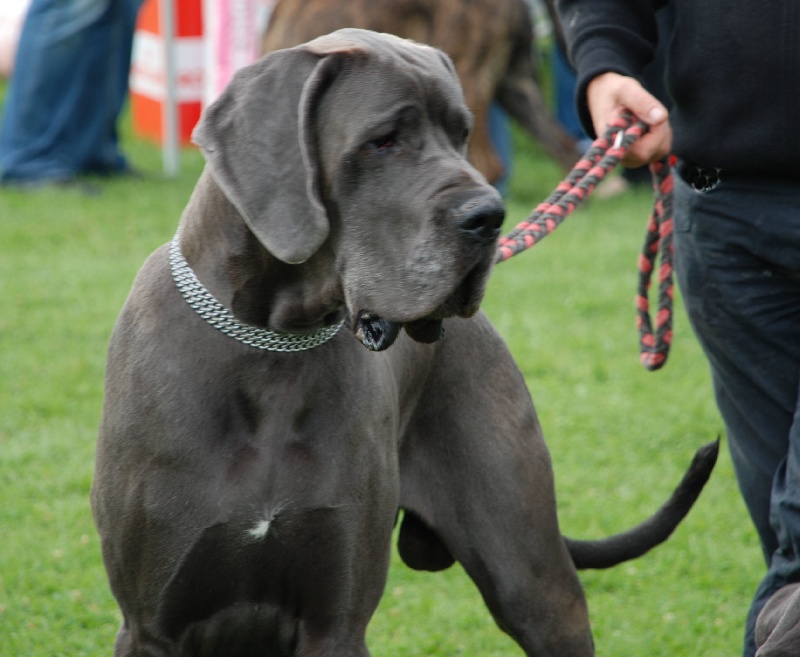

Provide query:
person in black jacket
left=554, top=2, right=800, bottom=656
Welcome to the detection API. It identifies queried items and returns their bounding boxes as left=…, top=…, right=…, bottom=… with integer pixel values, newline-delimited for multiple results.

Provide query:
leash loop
left=636, top=156, right=675, bottom=371
left=494, top=112, right=674, bottom=371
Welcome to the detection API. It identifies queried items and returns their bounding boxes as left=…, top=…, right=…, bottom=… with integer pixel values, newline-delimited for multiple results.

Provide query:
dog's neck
left=177, top=170, right=345, bottom=335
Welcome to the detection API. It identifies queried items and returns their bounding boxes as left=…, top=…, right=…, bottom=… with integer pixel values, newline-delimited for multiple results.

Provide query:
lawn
left=0, top=88, right=762, bottom=655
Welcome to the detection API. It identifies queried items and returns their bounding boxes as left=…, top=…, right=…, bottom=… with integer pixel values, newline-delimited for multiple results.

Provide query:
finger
left=622, top=122, right=672, bottom=168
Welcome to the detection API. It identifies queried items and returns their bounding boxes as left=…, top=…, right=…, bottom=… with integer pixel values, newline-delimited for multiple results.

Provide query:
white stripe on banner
left=130, top=31, right=204, bottom=103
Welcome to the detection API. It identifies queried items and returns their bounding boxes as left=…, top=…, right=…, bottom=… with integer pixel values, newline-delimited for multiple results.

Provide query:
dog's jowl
left=92, top=29, right=716, bottom=657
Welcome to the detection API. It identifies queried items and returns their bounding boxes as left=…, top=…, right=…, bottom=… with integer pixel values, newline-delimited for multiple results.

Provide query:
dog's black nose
left=457, top=196, right=506, bottom=246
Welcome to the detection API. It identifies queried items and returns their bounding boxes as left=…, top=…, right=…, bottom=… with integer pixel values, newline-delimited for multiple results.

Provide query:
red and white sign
left=130, top=0, right=275, bottom=146
left=130, top=0, right=204, bottom=146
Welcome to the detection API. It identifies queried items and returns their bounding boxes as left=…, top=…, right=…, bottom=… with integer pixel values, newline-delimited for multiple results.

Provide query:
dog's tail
left=564, top=438, right=720, bottom=570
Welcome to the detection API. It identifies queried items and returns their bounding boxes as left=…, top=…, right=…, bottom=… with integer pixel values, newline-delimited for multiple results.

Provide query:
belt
left=676, top=160, right=800, bottom=191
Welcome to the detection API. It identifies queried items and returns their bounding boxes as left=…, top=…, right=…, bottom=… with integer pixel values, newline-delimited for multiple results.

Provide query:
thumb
left=617, top=78, right=668, bottom=126
left=622, top=86, right=668, bottom=127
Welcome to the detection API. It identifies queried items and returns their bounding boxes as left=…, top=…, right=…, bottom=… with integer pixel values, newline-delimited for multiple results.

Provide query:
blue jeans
left=551, top=43, right=590, bottom=150
left=488, top=103, right=512, bottom=197
left=673, top=167, right=800, bottom=656
left=0, top=0, right=144, bottom=183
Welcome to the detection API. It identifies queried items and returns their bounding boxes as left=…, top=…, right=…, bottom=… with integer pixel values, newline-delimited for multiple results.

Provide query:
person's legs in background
left=84, top=0, right=144, bottom=175
left=488, top=102, right=512, bottom=197
left=0, top=0, right=144, bottom=185
left=551, top=42, right=591, bottom=153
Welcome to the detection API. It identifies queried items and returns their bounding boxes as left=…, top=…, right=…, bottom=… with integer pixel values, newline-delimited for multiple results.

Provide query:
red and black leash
left=494, top=112, right=675, bottom=371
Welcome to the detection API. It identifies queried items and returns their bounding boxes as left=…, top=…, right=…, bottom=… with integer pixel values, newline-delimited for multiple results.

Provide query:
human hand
left=586, top=72, right=672, bottom=168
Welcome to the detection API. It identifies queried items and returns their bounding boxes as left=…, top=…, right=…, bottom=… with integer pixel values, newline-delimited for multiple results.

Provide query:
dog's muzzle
left=353, top=197, right=504, bottom=352
left=352, top=189, right=504, bottom=352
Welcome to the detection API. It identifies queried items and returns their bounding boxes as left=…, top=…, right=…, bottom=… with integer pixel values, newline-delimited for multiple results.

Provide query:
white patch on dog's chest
left=248, top=518, right=272, bottom=540
left=246, top=506, right=284, bottom=541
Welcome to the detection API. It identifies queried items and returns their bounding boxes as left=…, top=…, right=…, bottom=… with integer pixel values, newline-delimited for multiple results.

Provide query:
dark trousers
left=673, top=167, right=800, bottom=656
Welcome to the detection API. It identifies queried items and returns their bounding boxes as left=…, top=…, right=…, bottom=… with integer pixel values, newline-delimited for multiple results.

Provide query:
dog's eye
left=365, top=132, right=398, bottom=154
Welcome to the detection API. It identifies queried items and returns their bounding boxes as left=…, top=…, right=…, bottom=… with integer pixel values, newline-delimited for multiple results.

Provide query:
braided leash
left=494, top=112, right=674, bottom=371
left=636, top=156, right=676, bottom=371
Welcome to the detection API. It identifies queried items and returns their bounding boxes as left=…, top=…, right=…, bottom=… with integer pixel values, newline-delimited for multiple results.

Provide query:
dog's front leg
left=399, top=315, right=595, bottom=657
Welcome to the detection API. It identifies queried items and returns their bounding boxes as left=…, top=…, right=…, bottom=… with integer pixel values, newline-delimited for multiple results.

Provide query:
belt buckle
left=681, top=163, right=723, bottom=192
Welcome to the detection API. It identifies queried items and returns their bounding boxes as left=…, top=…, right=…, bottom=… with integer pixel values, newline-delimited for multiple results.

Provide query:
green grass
left=0, top=89, right=761, bottom=656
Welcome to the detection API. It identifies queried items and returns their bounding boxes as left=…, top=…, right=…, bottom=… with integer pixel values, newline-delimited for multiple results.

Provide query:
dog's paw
left=404, top=318, right=444, bottom=344
left=354, top=311, right=402, bottom=351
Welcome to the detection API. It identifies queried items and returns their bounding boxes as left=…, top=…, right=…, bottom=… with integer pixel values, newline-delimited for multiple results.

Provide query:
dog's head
left=193, top=28, right=504, bottom=351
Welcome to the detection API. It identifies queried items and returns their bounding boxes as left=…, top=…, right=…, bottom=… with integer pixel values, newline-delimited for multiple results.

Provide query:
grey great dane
left=92, top=29, right=717, bottom=657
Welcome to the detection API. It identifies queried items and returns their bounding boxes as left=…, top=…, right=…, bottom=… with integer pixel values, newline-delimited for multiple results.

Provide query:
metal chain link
left=169, top=231, right=344, bottom=352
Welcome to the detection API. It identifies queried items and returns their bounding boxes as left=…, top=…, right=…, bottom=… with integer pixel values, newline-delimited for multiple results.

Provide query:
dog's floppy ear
left=193, top=39, right=362, bottom=264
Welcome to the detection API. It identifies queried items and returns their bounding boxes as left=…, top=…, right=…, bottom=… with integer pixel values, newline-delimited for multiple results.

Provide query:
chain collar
left=169, top=231, right=344, bottom=352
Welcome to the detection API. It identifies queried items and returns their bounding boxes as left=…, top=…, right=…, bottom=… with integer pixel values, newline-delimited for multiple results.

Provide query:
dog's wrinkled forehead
left=305, top=28, right=464, bottom=101
left=306, top=28, right=449, bottom=68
